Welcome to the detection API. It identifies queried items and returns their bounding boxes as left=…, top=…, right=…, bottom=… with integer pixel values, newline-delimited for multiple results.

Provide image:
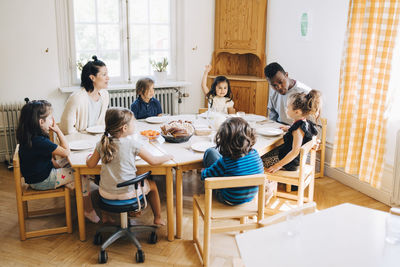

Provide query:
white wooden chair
left=13, top=145, right=72, bottom=240
left=193, top=174, right=266, bottom=267
left=265, top=136, right=317, bottom=213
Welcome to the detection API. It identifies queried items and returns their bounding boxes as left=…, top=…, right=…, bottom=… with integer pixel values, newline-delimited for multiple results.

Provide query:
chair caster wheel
left=99, top=250, right=108, bottom=264
left=148, top=232, right=157, bottom=244
left=93, top=233, right=102, bottom=245
left=136, top=250, right=145, bottom=263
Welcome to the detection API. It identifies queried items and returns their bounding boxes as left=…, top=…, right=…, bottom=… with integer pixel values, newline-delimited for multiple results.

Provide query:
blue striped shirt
left=201, top=149, right=264, bottom=205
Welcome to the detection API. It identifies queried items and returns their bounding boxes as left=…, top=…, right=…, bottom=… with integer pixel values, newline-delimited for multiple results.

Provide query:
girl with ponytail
left=86, top=108, right=173, bottom=225
left=263, top=89, right=322, bottom=174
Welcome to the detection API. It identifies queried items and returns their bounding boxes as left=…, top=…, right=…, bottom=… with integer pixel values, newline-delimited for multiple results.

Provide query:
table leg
left=73, top=168, right=86, bottom=241
left=166, top=167, right=174, bottom=241
left=176, top=167, right=183, bottom=239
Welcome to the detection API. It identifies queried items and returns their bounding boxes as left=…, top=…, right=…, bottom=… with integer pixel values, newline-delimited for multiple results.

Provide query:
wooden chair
left=315, top=118, right=327, bottom=178
left=199, top=107, right=208, bottom=114
left=258, top=202, right=317, bottom=227
left=13, top=145, right=72, bottom=240
left=193, top=174, right=266, bottom=266
left=265, top=136, right=317, bottom=212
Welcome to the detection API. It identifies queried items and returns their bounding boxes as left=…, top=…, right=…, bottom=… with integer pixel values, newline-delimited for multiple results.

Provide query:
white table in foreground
left=236, top=203, right=400, bottom=267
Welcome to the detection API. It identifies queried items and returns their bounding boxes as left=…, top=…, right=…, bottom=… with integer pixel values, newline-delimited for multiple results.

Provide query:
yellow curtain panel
left=331, top=0, right=400, bottom=188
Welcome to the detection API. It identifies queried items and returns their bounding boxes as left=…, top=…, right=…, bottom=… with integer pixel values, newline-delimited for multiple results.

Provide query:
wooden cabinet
left=214, top=0, right=267, bottom=58
left=207, top=0, right=269, bottom=115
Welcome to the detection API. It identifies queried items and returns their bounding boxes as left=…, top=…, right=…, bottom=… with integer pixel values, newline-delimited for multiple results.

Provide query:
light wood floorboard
left=0, top=164, right=389, bottom=266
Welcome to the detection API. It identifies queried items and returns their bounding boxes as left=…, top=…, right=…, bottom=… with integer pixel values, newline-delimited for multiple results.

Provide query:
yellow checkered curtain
left=331, top=0, right=400, bottom=188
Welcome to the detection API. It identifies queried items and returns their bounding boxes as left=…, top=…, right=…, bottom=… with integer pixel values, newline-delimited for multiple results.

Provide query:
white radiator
left=108, top=88, right=178, bottom=115
left=391, top=129, right=400, bottom=205
left=0, top=102, right=23, bottom=165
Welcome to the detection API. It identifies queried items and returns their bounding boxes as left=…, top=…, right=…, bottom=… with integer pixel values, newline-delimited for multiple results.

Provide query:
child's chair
left=93, top=171, right=158, bottom=264
left=315, top=117, right=327, bottom=178
left=13, top=145, right=73, bottom=240
left=198, top=107, right=208, bottom=114
left=265, top=136, right=317, bottom=214
left=192, top=174, right=266, bottom=267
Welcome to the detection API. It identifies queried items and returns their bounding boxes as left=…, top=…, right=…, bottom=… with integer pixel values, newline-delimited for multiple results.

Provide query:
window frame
left=56, top=0, right=177, bottom=87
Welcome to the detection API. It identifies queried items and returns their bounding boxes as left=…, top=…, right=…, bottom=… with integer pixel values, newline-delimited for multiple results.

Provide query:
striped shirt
left=201, top=149, right=264, bottom=205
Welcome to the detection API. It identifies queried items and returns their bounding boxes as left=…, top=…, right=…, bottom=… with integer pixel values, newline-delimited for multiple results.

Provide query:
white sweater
left=60, top=88, right=109, bottom=135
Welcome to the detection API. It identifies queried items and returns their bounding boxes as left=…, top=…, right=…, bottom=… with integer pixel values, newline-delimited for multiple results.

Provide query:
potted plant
left=150, top=57, right=168, bottom=82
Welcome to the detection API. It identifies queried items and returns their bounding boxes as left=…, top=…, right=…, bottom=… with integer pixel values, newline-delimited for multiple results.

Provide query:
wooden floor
left=0, top=164, right=389, bottom=266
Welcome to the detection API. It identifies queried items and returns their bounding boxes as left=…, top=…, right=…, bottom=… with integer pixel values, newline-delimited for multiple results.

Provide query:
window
left=64, top=0, right=175, bottom=84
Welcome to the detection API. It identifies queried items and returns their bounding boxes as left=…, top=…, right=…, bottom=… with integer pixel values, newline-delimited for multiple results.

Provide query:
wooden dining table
left=67, top=114, right=283, bottom=242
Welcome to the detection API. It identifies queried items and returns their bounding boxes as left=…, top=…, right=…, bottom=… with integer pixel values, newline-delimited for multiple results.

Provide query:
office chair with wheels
left=93, top=171, right=158, bottom=264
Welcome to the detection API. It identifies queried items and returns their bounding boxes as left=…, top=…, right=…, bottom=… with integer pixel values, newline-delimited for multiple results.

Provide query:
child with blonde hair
left=86, top=107, right=173, bottom=225
left=263, top=89, right=321, bottom=173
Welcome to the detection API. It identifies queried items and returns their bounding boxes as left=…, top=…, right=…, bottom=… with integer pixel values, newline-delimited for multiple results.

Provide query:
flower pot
left=153, top=71, right=167, bottom=82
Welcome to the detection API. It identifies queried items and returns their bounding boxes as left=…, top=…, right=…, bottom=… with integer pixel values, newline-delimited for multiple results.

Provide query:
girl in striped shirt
left=201, top=117, right=264, bottom=205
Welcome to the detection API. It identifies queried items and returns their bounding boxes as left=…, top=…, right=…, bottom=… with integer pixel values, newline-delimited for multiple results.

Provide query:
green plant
left=76, top=57, right=90, bottom=72
left=150, top=57, right=168, bottom=72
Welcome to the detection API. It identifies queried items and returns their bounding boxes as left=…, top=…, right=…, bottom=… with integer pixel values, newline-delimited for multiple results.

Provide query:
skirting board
left=320, top=143, right=392, bottom=206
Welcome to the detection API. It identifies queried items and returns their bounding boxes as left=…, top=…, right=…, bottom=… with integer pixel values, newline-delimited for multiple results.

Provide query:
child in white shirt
left=201, top=65, right=235, bottom=114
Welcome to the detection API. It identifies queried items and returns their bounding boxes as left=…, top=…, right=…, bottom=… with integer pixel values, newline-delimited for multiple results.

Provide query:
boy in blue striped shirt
left=201, top=117, right=264, bottom=205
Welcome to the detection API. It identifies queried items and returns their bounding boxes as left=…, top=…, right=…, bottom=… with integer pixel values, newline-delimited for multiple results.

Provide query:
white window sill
left=59, top=80, right=191, bottom=94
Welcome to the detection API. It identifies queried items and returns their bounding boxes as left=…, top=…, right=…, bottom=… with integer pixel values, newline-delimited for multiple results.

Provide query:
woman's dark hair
left=16, top=100, right=52, bottom=148
left=289, top=89, right=322, bottom=119
left=264, top=62, right=285, bottom=79
left=207, top=76, right=233, bottom=108
left=215, top=117, right=256, bottom=160
left=80, top=55, right=106, bottom=92
left=136, top=77, right=154, bottom=97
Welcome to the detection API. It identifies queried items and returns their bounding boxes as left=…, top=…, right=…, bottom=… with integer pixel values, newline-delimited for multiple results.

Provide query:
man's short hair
left=264, top=62, right=285, bottom=79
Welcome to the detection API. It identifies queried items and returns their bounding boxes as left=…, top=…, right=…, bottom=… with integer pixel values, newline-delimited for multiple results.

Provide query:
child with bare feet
left=86, top=108, right=173, bottom=225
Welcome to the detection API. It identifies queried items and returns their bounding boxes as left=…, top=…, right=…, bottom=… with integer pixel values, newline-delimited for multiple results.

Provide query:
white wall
left=266, top=0, right=349, bottom=144
left=0, top=0, right=67, bottom=121
left=177, top=0, right=214, bottom=114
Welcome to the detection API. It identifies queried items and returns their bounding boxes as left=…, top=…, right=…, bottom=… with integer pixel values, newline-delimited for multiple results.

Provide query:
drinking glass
left=385, top=207, right=400, bottom=245
left=237, top=111, right=245, bottom=118
left=285, top=208, right=303, bottom=237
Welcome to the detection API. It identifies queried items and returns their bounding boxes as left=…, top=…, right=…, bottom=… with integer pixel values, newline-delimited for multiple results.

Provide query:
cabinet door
left=215, top=0, right=266, bottom=52
left=230, top=80, right=256, bottom=114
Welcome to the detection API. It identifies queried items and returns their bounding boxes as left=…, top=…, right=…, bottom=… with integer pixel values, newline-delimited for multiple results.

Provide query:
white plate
left=243, top=114, right=267, bottom=122
left=191, top=141, right=215, bottom=153
left=86, top=125, right=105, bottom=134
left=145, top=116, right=167, bottom=124
left=256, top=128, right=284, bottom=137
left=198, top=111, right=227, bottom=119
left=69, top=140, right=95, bottom=151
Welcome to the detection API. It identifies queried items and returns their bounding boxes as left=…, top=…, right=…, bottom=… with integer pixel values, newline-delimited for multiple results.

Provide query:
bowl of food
left=140, top=130, right=160, bottom=141
left=160, top=120, right=194, bottom=143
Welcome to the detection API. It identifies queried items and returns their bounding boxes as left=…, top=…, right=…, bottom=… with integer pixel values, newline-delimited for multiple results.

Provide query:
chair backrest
left=258, top=202, right=317, bottom=227
left=13, top=144, right=24, bottom=193
left=204, top=174, right=266, bottom=221
left=298, top=136, right=318, bottom=174
left=199, top=107, right=208, bottom=114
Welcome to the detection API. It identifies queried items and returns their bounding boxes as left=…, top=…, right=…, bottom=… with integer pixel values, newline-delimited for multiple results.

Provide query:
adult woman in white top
left=60, top=56, right=110, bottom=135
left=59, top=56, right=110, bottom=223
